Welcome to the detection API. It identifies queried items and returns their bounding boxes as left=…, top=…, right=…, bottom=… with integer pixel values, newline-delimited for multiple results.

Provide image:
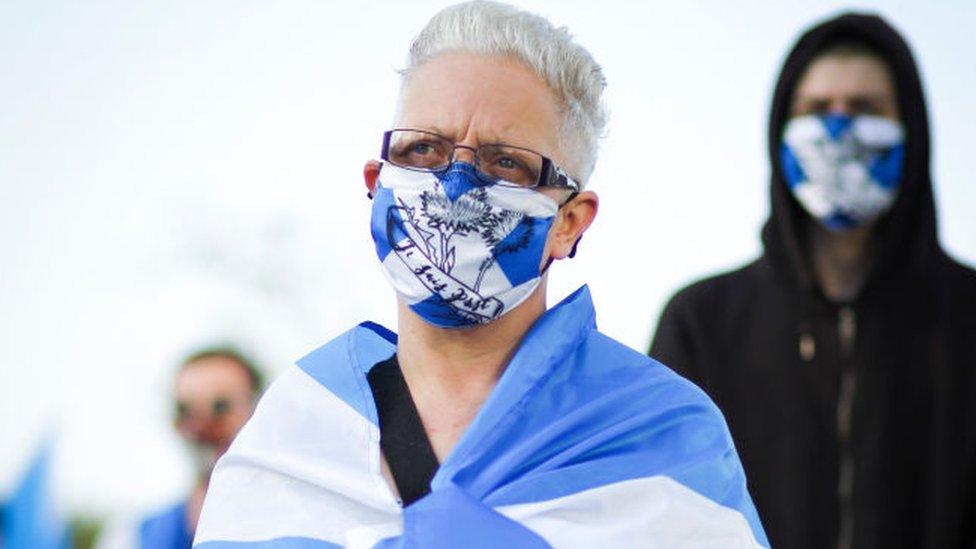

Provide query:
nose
left=179, top=411, right=223, bottom=443
left=179, top=415, right=206, bottom=439
left=450, top=144, right=478, bottom=164
left=828, top=99, right=853, bottom=117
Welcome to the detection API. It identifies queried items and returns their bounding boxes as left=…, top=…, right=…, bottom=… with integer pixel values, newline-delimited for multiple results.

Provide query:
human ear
left=363, top=160, right=381, bottom=198
left=549, top=190, right=598, bottom=260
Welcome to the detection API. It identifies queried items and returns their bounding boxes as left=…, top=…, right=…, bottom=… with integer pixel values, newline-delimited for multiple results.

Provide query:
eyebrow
left=795, top=92, right=894, bottom=101
left=397, top=125, right=534, bottom=149
left=408, top=125, right=452, bottom=138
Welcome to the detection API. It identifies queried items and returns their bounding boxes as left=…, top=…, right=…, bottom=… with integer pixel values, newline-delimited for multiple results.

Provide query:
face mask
left=370, top=162, right=560, bottom=328
left=780, top=113, right=905, bottom=231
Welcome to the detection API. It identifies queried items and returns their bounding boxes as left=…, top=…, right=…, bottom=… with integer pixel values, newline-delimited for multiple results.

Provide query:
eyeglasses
left=381, top=129, right=580, bottom=191
left=175, top=397, right=246, bottom=424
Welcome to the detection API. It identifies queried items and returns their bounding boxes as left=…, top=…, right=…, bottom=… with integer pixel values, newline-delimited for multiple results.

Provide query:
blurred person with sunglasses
left=99, top=348, right=263, bottom=549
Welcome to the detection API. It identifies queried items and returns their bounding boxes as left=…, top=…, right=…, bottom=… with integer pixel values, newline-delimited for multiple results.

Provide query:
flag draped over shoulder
left=194, top=286, right=769, bottom=548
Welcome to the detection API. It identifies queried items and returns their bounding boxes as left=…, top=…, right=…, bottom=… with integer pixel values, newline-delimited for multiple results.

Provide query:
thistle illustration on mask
left=404, top=185, right=534, bottom=292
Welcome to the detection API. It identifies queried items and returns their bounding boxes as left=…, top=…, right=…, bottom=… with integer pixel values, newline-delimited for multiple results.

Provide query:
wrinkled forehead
left=394, top=53, right=564, bottom=156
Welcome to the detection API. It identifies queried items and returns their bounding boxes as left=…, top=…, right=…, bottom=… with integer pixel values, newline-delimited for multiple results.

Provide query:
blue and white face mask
left=781, top=113, right=905, bottom=231
left=370, top=162, right=559, bottom=328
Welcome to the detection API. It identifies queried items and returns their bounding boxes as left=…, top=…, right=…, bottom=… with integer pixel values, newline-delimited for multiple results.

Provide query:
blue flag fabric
left=195, top=286, right=769, bottom=548
left=2, top=442, right=70, bottom=549
left=139, top=501, right=193, bottom=549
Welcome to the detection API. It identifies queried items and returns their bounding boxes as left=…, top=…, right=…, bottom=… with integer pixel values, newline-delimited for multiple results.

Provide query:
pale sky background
left=1, top=0, right=973, bottom=519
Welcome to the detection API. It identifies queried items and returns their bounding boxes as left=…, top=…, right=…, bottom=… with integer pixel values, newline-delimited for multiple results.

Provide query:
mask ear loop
left=540, top=235, right=582, bottom=275
left=568, top=235, right=581, bottom=259
left=540, top=191, right=582, bottom=275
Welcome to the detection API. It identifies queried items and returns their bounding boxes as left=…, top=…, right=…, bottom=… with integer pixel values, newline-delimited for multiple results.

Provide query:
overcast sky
left=1, top=0, right=974, bottom=518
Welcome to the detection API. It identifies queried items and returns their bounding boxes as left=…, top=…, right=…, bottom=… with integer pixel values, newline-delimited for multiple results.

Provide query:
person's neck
left=185, top=478, right=208, bottom=534
left=807, top=220, right=877, bottom=303
left=395, top=280, right=548, bottom=462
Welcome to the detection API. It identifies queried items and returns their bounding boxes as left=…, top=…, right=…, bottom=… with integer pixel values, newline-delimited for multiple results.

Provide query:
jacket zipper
left=836, top=305, right=857, bottom=549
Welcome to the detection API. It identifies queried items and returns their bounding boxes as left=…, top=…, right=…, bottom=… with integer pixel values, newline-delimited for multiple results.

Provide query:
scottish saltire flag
left=2, top=441, right=71, bottom=549
left=370, top=164, right=558, bottom=328
left=780, top=113, right=905, bottom=230
left=194, top=286, right=769, bottom=548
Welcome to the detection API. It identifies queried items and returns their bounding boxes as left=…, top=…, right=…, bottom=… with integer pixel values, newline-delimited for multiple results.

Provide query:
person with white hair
left=193, top=2, right=768, bottom=547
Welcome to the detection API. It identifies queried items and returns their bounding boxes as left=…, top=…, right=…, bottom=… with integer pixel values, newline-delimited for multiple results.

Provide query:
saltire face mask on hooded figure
left=781, top=113, right=905, bottom=230
left=369, top=162, right=567, bottom=328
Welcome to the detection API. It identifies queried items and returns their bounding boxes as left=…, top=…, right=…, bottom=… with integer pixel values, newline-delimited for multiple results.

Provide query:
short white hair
left=400, top=0, right=608, bottom=183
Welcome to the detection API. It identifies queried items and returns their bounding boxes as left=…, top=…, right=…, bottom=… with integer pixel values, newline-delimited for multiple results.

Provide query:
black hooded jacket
left=650, top=13, right=976, bottom=549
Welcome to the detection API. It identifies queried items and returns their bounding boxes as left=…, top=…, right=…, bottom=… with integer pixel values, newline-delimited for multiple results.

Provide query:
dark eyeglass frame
left=175, top=397, right=245, bottom=423
left=381, top=128, right=580, bottom=192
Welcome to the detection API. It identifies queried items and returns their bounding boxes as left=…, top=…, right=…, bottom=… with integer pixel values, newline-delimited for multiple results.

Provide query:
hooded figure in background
left=651, top=13, right=976, bottom=549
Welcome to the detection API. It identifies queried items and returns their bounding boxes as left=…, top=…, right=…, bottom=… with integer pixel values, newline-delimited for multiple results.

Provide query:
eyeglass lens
left=386, top=130, right=543, bottom=187
left=176, top=397, right=237, bottom=422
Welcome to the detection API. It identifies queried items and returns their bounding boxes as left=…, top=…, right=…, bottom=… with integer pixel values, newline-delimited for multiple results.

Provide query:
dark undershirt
left=366, top=353, right=440, bottom=507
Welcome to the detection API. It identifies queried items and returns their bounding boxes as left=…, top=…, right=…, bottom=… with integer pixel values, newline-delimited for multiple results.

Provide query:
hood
left=761, top=12, right=940, bottom=294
